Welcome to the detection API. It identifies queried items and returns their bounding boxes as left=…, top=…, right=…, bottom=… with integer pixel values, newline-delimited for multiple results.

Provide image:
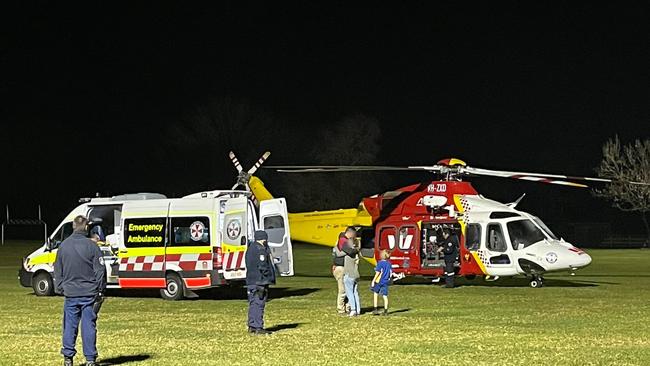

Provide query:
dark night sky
left=1, top=2, right=649, bottom=236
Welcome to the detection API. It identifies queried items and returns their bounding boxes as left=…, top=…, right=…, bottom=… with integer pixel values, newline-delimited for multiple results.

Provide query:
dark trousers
left=444, top=258, right=455, bottom=288
left=62, top=296, right=98, bottom=361
left=247, top=285, right=268, bottom=330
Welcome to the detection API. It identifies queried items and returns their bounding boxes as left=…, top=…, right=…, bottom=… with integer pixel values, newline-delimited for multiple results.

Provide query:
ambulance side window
left=123, top=218, right=166, bottom=248
left=51, top=222, right=73, bottom=248
left=465, top=224, right=481, bottom=251
left=170, top=217, right=210, bottom=246
left=263, top=216, right=285, bottom=244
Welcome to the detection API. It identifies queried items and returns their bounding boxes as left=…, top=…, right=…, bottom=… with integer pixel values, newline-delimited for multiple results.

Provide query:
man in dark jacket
left=54, top=215, right=106, bottom=366
left=438, top=228, right=459, bottom=288
left=245, top=230, right=276, bottom=335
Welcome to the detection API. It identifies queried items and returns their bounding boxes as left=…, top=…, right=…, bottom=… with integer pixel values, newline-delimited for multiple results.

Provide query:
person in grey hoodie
left=343, top=238, right=361, bottom=316
left=54, top=215, right=106, bottom=366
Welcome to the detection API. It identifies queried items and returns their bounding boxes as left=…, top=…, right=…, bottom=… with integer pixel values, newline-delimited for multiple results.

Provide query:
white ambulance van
left=18, top=190, right=293, bottom=300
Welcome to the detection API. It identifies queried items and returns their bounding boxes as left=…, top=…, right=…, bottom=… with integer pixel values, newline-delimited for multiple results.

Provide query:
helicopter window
left=397, top=226, right=417, bottom=250
left=465, top=224, right=481, bottom=251
left=378, top=227, right=396, bottom=251
left=489, top=212, right=520, bottom=219
left=532, top=216, right=559, bottom=240
left=486, top=224, right=506, bottom=252
left=507, top=220, right=545, bottom=250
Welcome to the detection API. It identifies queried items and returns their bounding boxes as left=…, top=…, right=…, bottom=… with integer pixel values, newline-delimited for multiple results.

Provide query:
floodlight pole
left=1, top=205, right=6, bottom=245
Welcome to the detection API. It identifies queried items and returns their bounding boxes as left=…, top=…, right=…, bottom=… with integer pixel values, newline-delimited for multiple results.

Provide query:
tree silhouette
left=594, top=136, right=650, bottom=246
left=288, top=114, right=384, bottom=210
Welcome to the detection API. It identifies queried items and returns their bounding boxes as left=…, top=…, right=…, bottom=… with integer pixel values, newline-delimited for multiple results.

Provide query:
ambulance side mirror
left=46, top=238, right=60, bottom=251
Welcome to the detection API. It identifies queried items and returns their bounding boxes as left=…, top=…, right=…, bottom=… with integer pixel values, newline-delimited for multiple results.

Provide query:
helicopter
left=238, top=156, right=647, bottom=288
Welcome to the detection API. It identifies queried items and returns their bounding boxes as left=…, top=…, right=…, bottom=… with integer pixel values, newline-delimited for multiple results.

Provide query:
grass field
left=1, top=241, right=649, bottom=366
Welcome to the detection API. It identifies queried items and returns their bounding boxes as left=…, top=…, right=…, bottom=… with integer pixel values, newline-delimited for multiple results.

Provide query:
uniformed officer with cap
left=438, top=228, right=459, bottom=288
left=245, top=230, right=276, bottom=335
left=54, top=215, right=106, bottom=366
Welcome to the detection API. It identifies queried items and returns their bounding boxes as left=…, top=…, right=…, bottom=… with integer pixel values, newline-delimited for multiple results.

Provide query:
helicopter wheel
left=529, top=276, right=544, bottom=288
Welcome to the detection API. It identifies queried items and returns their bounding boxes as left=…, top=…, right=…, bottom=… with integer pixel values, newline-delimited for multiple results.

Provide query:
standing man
left=54, top=215, right=106, bottom=366
left=245, top=230, right=276, bottom=335
left=332, top=227, right=357, bottom=314
left=438, top=228, right=459, bottom=288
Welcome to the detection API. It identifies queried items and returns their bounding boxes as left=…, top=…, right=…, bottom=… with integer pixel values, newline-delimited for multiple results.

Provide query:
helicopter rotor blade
left=229, top=151, right=243, bottom=173
left=247, top=151, right=271, bottom=175
left=462, top=166, right=649, bottom=187
left=265, top=165, right=446, bottom=173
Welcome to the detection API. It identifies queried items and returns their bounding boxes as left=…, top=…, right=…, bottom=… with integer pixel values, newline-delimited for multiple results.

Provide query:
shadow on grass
left=360, top=307, right=411, bottom=315
left=106, top=287, right=320, bottom=301
left=391, top=276, right=604, bottom=288
left=101, top=354, right=151, bottom=365
left=266, top=322, right=304, bottom=332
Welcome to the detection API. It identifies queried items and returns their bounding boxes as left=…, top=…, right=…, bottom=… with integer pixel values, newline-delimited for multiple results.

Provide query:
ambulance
left=18, top=190, right=294, bottom=300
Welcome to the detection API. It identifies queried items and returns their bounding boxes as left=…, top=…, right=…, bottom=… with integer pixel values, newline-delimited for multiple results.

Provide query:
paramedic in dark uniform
left=54, top=215, right=106, bottom=366
left=245, top=230, right=276, bottom=335
left=438, top=228, right=459, bottom=288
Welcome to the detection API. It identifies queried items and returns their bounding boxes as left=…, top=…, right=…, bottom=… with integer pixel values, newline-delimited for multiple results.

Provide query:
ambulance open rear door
left=221, top=196, right=249, bottom=280
left=259, top=198, right=294, bottom=276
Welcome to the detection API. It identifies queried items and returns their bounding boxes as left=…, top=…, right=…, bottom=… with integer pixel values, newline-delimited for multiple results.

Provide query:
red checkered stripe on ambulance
left=222, top=250, right=245, bottom=271
left=119, top=253, right=213, bottom=271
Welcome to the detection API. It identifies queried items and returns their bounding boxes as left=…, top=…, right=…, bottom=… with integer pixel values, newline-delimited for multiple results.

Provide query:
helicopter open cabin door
left=259, top=198, right=294, bottom=276
left=221, top=196, right=249, bottom=280
left=482, top=222, right=516, bottom=276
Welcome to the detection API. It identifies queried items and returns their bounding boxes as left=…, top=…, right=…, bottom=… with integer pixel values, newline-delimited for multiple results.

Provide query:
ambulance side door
left=259, top=198, right=294, bottom=276
left=221, top=196, right=249, bottom=280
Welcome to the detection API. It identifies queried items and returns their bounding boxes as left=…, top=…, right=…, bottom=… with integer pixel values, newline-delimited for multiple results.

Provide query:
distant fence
left=595, top=236, right=648, bottom=249
left=1, top=205, right=48, bottom=245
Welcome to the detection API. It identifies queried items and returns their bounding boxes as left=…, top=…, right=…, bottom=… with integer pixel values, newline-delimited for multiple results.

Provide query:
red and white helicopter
left=260, top=158, right=647, bottom=288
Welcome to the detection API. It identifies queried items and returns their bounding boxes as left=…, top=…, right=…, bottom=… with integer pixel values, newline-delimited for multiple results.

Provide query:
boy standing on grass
left=371, top=250, right=392, bottom=316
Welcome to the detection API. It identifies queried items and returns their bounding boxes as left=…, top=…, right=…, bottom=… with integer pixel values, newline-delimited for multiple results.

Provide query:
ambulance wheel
left=33, top=272, right=54, bottom=296
left=161, top=273, right=184, bottom=300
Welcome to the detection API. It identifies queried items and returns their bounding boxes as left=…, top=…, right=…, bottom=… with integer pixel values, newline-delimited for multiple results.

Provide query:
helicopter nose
left=580, top=252, right=592, bottom=267
left=573, top=251, right=592, bottom=268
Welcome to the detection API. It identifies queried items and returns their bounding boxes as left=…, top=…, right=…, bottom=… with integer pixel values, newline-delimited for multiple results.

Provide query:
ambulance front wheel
left=33, top=272, right=54, bottom=296
left=161, top=273, right=184, bottom=300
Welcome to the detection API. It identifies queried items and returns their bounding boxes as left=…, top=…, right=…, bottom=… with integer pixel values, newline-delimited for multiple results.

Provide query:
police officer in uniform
left=54, top=215, right=106, bottom=366
left=438, top=228, right=459, bottom=288
left=245, top=230, right=276, bottom=335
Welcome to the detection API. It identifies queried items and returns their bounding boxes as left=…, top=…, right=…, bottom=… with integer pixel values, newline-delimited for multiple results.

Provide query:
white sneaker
left=348, top=311, right=357, bottom=317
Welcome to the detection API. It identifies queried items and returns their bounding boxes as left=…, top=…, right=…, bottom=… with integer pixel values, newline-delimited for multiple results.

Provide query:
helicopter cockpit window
left=507, top=219, right=546, bottom=250
left=465, top=224, right=481, bottom=251
left=532, top=216, right=558, bottom=240
left=486, top=224, right=506, bottom=252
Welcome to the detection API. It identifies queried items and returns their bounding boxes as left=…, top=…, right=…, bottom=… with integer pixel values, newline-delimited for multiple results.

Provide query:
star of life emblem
left=190, top=221, right=205, bottom=241
left=226, top=219, right=241, bottom=240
